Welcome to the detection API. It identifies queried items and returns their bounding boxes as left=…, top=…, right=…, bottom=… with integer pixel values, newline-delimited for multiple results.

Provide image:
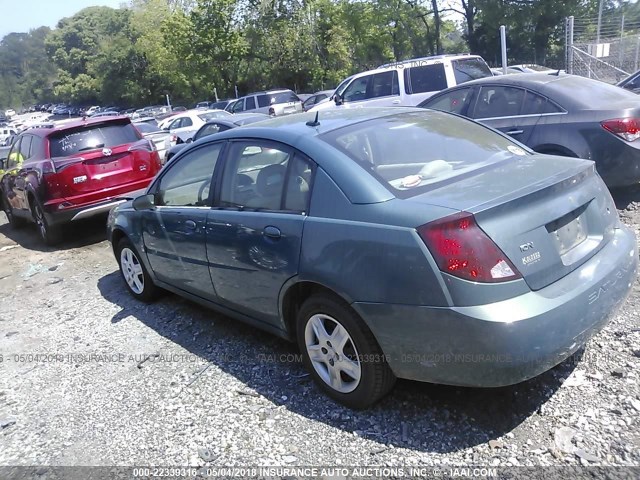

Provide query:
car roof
left=211, top=107, right=420, bottom=139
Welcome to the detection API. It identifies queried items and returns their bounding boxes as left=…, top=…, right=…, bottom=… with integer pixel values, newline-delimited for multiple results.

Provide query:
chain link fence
left=565, top=14, right=640, bottom=84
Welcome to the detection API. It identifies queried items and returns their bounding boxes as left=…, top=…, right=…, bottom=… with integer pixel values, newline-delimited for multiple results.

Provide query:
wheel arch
left=280, top=280, right=353, bottom=341
left=533, top=144, right=579, bottom=158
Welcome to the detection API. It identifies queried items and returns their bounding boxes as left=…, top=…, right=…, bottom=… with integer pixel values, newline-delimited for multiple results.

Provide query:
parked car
left=302, top=90, right=334, bottom=111
left=89, top=111, right=120, bottom=118
left=418, top=72, right=640, bottom=187
left=491, top=67, right=526, bottom=76
left=164, top=109, right=231, bottom=145
left=0, top=116, right=162, bottom=244
left=164, top=113, right=269, bottom=163
left=509, top=64, right=555, bottom=73
left=134, top=121, right=171, bottom=161
left=0, top=127, right=17, bottom=146
left=309, top=54, right=493, bottom=112
left=230, top=89, right=303, bottom=116
left=4, top=109, right=16, bottom=118
left=107, top=107, right=637, bottom=408
left=195, top=101, right=211, bottom=109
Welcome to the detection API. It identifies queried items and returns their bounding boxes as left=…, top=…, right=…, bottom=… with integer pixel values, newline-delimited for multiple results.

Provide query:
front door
left=206, top=141, right=313, bottom=325
left=141, top=142, right=224, bottom=299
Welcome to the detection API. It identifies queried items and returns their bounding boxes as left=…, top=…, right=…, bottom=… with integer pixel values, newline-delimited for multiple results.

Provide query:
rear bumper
left=597, top=142, right=640, bottom=187
left=353, top=226, right=638, bottom=387
left=43, top=180, right=150, bottom=225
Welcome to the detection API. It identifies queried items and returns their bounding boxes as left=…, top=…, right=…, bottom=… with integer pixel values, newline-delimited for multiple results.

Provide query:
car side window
left=197, top=124, right=221, bottom=139
left=19, top=135, right=33, bottom=160
left=7, top=137, right=22, bottom=169
left=472, top=86, right=525, bottom=119
left=245, top=96, right=256, bottom=110
left=343, top=76, right=370, bottom=102
left=156, top=143, right=223, bottom=207
left=257, top=95, right=270, bottom=108
left=406, top=64, right=447, bottom=94
left=424, top=88, right=472, bottom=114
left=521, top=91, right=563, bottom=115
left=284, top=155, right=314, bottom=212
left=182, top=117, right=193, bottom=127
left=232, top=99, right=245, bottom=113
left=367, top=71, right=399, bottom=98
left=219, top=142, right=291, bottom=210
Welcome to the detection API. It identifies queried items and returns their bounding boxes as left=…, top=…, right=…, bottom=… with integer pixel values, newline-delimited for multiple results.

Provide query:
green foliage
left=0, top=0, right=637, bottom=110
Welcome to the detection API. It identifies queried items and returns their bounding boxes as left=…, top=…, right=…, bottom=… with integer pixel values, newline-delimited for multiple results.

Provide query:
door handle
left=263, top=226, right=281, bottom=239
left=392, top=100, right=401, bottom=105
left=506, top=129, right=524, bottom=135
left=184, top=220, right=197, bottom=230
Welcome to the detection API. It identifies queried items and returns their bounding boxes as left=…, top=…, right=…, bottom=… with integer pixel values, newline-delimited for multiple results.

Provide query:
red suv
left=0, top=116, right=162, bottom=244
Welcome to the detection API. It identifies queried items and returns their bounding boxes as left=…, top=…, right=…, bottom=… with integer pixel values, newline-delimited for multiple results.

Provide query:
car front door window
left=343, top=77, right=370, bottom=103
left=424, top=88, right=472, bottom=115
left=156, top=143, right=223, bottom=207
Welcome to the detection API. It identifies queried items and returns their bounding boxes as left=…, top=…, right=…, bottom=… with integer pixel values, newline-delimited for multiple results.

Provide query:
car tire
left=296, top=293, right=396, bottom=409
left=2, top=194, right=26, bottom=228
left=32, top=202, right=63, bottom=245
left=116, top=237, right=159, bottom=302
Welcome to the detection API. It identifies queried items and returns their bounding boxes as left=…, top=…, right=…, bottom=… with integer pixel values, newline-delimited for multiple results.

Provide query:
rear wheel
left=296, top=293, right=396, bottom=409
left=116, top=237, right=159, bottom=302
left=32, top=202, right=63, bottom=245
left=2, top=194, right=26, bottom=228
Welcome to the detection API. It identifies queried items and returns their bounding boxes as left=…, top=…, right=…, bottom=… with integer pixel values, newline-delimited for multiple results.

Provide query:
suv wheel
left=296, top=293, right=396, bottom=409
left=2, top=194, right=26, bottom=228
left=32, top=203, right=63, bottom=245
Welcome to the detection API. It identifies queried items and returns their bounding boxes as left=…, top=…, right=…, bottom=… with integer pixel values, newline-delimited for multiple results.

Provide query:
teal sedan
left=107, top=108, right=637, bottom=408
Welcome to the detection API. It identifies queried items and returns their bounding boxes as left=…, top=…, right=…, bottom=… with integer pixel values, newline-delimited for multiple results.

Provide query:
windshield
left=320, top=111, right=529, bottom=196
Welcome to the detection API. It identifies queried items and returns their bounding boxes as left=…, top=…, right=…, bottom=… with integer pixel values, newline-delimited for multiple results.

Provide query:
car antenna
left=306, top=111, right=320, bottom=127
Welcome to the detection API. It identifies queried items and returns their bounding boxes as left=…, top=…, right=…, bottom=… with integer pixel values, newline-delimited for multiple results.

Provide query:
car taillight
left=601, top=118, right=640, bottom=142
left=417, top=212, right=521, bottom=283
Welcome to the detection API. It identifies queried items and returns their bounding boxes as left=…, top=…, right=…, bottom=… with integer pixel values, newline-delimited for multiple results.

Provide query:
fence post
left=500, top=25, right=507, bottom=74
left=568, top=16, right=574, bottom=74
left=619, top=14, right=625, bottom=69
left=635, top=36, right=640, bottom=71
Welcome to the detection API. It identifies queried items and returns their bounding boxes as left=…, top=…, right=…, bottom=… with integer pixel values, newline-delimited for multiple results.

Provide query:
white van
left=0, top=128, right=17, bottom=146
left=309, top=54, right=492, bottom=111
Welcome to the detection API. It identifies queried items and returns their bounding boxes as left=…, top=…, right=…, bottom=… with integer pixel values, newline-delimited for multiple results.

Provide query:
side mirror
left=334, top=94, right=343, bottom=106
left=132, top=193, right=156, bottom=211
left=186, top=138, right=193, bottom=144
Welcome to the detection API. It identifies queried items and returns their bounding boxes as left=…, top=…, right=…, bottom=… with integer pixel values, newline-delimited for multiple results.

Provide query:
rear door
left=206, top=141, right=312, bottom=325
left=48, top=119, right=156, bottom=196
left=469, top=85, right=540, bottom=144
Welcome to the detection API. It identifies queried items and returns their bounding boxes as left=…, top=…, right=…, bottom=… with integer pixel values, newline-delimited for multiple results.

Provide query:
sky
left=0, top=0, right=126, bottom=39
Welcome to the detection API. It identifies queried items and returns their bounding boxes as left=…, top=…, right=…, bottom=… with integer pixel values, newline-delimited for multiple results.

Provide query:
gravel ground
left=0, top=186, right=639, bottom=472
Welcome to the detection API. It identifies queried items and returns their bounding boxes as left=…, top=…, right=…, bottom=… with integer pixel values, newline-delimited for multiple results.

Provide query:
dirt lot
left=0, top=186, right=639, bottom=470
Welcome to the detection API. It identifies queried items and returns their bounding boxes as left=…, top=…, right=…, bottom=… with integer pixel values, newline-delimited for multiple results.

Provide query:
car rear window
left=268, top=92, right=300, bottom=104
left=320, top=110, right=528, bottom=196
left=452, top=57, right=493, bottom=84
left=405, top=64, right=447, bottom=94
left=48, top=121, right=140, bottom=158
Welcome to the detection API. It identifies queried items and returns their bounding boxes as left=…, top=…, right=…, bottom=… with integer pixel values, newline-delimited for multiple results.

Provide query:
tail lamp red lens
left=601, top=118, right=640, bottom=142
left=417, top=212, right=521, bottom=283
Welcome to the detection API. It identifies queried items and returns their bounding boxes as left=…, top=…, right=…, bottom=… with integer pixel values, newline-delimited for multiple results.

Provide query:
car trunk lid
left=407, top=154, right=618, bottom=290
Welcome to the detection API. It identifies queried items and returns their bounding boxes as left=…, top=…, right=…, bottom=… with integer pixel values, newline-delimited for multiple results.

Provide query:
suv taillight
left=601, top=118, right=640, bottom=141
left=417, top=212, right=521, bottom=283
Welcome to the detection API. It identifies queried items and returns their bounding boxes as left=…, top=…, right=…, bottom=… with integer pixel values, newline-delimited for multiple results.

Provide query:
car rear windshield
left=320, top=110, right=528, bottom=196
left=452, top=57, right=493, bottom=84
left=268, top=92, right=300, bottom=104
left=48, top=121, right=140, bottom=157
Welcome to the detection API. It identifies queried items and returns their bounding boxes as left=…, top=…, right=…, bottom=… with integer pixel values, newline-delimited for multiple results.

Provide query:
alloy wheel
left=120, top=247, right=145, bottom=294
left=304, top=313, right=362, bottom=393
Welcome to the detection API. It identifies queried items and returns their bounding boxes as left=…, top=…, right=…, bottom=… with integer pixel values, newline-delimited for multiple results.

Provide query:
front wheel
left=296, top=293, right=396, bottom=409
left=116, top=237, right=159, bottom=302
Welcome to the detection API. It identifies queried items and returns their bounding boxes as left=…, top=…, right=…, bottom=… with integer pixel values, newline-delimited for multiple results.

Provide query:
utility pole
left=500, top=25, right=507, bottom=75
